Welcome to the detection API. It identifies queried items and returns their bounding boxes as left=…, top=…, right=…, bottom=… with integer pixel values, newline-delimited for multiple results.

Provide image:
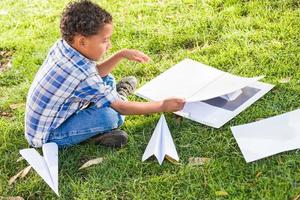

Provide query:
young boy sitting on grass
left=25, top=0, right=185, bottom=148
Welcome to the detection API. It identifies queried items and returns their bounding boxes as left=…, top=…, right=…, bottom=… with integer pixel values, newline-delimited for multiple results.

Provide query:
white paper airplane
left=142, top=114, right=179, bottom=165
left=20, top=142, right=59, bottom=196
left=231, top=109, right=300, bottom=162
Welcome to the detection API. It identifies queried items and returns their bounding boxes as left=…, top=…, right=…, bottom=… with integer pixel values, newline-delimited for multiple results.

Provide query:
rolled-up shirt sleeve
left=75, top=72, right=121, bottom=108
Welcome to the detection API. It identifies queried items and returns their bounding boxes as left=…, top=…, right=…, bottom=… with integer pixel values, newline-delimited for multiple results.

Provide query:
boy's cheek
left=87, top=50, right=102, bottom=61
left=100, top=46, right=109, bottom=56
left=95, top=48, right=106, bottom=60
left=89, top=45, right=104, bottom=60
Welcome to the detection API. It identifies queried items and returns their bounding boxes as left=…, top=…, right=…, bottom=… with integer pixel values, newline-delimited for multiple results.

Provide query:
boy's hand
left=161, top=98, right=185, bottom=112
left=119, top=49, right=150, bottom=63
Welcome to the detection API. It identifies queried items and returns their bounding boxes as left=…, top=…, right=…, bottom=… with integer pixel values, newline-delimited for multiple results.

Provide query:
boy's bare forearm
left=97, top=51, right=123, bottom=77
left=110, top=100, right=164, bottom=115
left=97, top=49, right=150, bottom=77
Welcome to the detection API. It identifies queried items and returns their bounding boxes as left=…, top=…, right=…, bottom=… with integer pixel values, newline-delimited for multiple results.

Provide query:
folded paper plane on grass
left=20, top=143, right=59, bottom=196
left=142, top=114, right=179, bottom=165
left=231, top=109, right=300, bottom=163
left=135, top=59, right=274, bottom=128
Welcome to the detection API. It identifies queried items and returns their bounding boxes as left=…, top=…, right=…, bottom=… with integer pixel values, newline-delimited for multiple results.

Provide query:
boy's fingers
left=143, top=56, right=150, bottom=62
left=133, top=55, right=149, bottom=63
left=176, top=99, right=185, bottom=109
left=141, top=54, right=150, bottom=61
left=133, top=56, right=144, bottom=62
left=138, top=55, right=149, bottom=62
left=137, top=51, right=150, bottom=62
left=175, top=98, right=185, bottom=103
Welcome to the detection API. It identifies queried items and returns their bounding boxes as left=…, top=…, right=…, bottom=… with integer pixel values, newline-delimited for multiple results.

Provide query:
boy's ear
left=72, top=34, right=85, bottom=48
left=78, top=36, right=85, bottom=47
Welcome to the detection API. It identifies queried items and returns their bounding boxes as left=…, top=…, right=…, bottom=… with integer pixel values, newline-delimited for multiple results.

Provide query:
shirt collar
left=59, top=39, right=96, bottom=66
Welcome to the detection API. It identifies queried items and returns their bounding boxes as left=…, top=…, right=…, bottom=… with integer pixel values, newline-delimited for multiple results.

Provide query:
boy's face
left=73, top=23, right=113, bottom=61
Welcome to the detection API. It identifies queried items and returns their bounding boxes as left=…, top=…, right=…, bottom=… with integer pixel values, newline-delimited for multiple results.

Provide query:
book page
left=135, top=59, right=223, bottom=101
left=188, top=74, right=264, bottom=102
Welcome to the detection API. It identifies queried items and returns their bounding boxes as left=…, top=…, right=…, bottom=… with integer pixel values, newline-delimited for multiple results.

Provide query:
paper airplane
left=20, top=143, right=59, bottom=196
left=142, top=114, right=179, bottom=165
left=135, top=58, right=274, bottom=128
left=231, top=109, right=300, bottom=162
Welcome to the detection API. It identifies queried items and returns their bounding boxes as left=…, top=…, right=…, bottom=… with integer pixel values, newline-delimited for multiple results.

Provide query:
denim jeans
left=47, top=74, right=125, bottom=148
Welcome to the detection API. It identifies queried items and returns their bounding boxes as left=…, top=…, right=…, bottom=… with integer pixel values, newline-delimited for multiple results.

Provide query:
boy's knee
left=112, top=111, right=125, bottom=128
left=104, top=107, right=124, bottom=128
left=117, top=115, right=125, bottom=127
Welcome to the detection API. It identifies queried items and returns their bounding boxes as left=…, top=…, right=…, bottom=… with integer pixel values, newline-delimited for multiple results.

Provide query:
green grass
left=1, top=0, right=300, bottom=199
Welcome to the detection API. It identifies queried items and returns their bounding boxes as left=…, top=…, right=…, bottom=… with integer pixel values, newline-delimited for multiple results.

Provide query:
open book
left=20, top=143, right=59, bottom=196
left=136, top=59, right=263, bottom=102
left=135, top=59, right=274, bottom=128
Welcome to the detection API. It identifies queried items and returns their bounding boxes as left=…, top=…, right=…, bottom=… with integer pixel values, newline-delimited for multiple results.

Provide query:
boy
left=25, top=0, right=185, bottom=148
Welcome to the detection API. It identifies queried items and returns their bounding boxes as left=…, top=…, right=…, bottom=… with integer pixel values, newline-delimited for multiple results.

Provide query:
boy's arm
left=96, top=51, right=123, bottom=77
left=110, top=98, right=185, bottom=115
left=97, top=49, right=150, bottom=77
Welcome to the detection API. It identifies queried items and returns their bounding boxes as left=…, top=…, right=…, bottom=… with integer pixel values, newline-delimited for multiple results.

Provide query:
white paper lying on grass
left=135, top=58, right=274, bottom=128
left=20, top=143, right=59, bottom=196
left=142, top=114, right=179, bottom=165
left=231, top=109, right=300, bottom=163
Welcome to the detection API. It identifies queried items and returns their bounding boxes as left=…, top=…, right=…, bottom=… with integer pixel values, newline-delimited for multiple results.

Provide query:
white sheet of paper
left=230, top=109, right=300, bottom=162
left=135, top=58, right=263, bottom=102
left=142, top=114, right=179, bottom=165
left=20, top=143, right=59, bottom=196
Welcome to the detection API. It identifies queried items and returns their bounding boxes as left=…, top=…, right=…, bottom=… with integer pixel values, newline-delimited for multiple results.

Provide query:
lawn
left=1, top=0, right=300, bottom=199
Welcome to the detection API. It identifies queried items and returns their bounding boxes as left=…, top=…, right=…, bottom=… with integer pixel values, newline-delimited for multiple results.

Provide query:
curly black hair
left=60, top=0, right=112, bottom=44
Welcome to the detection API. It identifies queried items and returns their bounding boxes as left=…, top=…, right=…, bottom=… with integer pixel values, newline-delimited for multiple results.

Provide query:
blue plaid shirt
left=25, top=39, right=120, bottom=147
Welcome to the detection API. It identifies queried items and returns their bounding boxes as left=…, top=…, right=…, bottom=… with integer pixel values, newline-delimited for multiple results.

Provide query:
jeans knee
left=103, top=107, right=124, bottom=128
left=117, top=115, right=125, bottom=127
